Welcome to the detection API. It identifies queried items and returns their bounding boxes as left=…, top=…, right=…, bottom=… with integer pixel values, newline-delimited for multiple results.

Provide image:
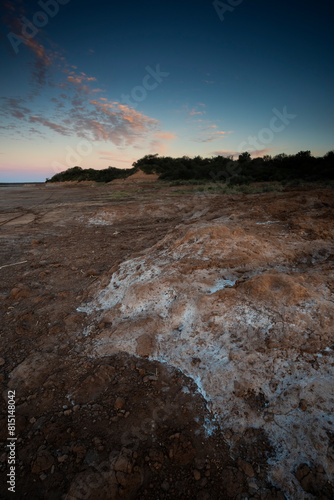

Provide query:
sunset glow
left=1, top=0, right=333, bottom=181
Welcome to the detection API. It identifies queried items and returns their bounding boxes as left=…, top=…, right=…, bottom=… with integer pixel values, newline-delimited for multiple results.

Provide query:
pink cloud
left=195, top=130, right=233, bottom=143
left=153, top=131, right=176, bottom=141
left=212, top=148, right=272, bottom=158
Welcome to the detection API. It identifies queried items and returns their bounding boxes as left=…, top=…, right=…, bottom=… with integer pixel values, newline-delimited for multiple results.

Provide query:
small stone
left=86, top=269, right=98, bottom=277
left=114, top=397, right=125, bottom=410
left=73, top=405, right=80, bottom=412
left=194, top=470, right=201, bottom=481
left=238, top=459, right=255, bottom=477
left=39, top=473, right=47, bottom=481
left=64, top=410, right=72, bottom=416
left=143, top=375, right=158, bottom=383
left=31, top=449, right=54, bottom=474
left=299, top=399, right=308, bottom=411
left=248, top=479, right=259, bottom=494
left=161, top=480, right=170, bottom=491
left=0, top=357, right=5, bottom=366
left=30, top=417, right=36, bottom=424
left=58, top=455, right=68, bottom=463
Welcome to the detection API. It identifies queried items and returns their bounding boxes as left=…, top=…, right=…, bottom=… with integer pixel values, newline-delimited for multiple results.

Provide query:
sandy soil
left=0, top=181, right=333, bottom=499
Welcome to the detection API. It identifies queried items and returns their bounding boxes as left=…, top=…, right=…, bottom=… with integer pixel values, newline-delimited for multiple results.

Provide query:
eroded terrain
left=0, top=180, right=333, bottom=499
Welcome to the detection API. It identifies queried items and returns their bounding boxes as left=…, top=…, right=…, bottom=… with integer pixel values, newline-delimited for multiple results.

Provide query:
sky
left=0, top=0, right=333, bottom=182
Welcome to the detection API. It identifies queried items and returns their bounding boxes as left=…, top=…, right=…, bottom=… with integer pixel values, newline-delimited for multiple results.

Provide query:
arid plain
left=1, top=177, right=333, bottom=499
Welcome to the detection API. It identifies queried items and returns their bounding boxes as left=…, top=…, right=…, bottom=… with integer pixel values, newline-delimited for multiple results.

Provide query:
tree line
left=46, top=150, right=334, bottom=184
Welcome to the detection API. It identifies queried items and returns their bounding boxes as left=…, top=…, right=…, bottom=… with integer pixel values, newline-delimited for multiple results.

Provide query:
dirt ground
left=0, top=180, right=333, bottom=499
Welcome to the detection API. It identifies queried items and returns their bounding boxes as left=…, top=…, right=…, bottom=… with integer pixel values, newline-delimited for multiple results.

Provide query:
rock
left=10, top=286, right=32, bottom=300
left=58, top=454, right=68, bottom=463
left=161, top=480, right=170, bottom=491
left=299, top=399, right=308, bottom=411
left=248, top=479, right=259, bottom=494
left=31, top=447, right=54, bottom=474
left=238, top=458, right=255, bottom=477
left=86, top=269, right=98, bottom=277
left=0, top=357, right=5, bottom=366
left=114, top=454, right=132, bottom=474
left=70, top=443, right=87, bottom=463
left=143, top=375, right=158, bottom=383
left=194, top=469, right=201, bottom=481
left=114, top=397, right=125, bottom=410
left=72, top=365, right=116, bottom=404
left=295, top=463, right=329, bottom=496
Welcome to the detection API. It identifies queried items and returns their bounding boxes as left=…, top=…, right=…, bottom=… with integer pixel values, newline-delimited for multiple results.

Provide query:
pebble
left=238, top=459, right=255, bottom=477
left=114, top=397, right=125, bottom=410
left=0, top=357, right=5, bottom=366
left=58, top=455, right=68, bottom=463
left=194, top=469, right=201, bottom=481
left=161, top=480, right=170, bottom=491
left=143, top=375, right=158, bottom=383
left=299, top=399, right=308, bottom=411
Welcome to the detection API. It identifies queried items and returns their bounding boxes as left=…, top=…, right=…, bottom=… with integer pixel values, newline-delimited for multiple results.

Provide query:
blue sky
left=0, top=0, right=333, bottom=181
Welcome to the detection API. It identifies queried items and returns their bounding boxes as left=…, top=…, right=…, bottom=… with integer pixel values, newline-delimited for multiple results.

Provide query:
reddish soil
left=0, top=181, right=333, bottom=499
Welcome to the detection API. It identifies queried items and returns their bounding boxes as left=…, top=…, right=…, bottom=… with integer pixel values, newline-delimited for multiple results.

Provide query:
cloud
left=149, top=130, right=176, bottom=154
left=27, top=39, right=52, bottom=86
left=29, top=116, right=70, bottom=135
left=212, top=148, right=272, bottom=158
left=97, top=152, right=133, bottom=163
left=0, top=97, right=31, bottom=119
left=2, top=0, right=53, bottom=87
left=177, top=104, right=207, bottom=118
left=67, top=73, right=97, bottom=85
left=249, top=148, right=272, bottom=157
left=153, top=131, right=176, bottom=141
left=211, top=149, right=239, bottom=157
left=189, top=109, right=204, bottom=116
left=1, top=2, right=169, bottom=151
left=194, top=130, right=233, bottom=143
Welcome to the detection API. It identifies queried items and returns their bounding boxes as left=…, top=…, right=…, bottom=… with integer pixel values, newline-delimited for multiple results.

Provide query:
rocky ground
left=0, top=180, right=333, bottom=499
